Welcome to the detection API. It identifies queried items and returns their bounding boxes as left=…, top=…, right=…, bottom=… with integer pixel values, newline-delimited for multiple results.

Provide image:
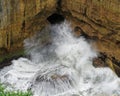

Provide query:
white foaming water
left=0, top=21, right=120, bottom=96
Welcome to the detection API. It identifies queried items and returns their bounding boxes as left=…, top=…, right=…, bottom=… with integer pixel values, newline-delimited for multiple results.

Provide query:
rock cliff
left=0, top=0, right=120, bottom=75
left=0, top=0, right=57, bottom=53
left=61, top=0, right=120, bottom=75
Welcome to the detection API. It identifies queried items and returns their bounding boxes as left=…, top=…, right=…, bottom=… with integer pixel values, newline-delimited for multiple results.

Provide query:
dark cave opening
left=47, top=13, right=65, bottom=24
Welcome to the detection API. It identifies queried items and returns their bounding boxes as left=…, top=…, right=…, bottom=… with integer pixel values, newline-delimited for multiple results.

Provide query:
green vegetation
left=0, top=49, right=25, bottom=63
left=0, top=83, right=32, bottom=96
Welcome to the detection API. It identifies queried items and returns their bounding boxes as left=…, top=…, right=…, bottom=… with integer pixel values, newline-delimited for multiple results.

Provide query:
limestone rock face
left=61, top=0, right=120, bottom=75
left=0, top=0, right=57, bottom=53
left=0, top=0, right=120, bottom=75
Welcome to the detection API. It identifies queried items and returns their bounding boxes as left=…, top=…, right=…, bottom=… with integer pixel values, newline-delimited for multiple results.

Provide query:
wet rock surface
left=0, top=0, right=120, bottom=76
left=61, top=0, right=120, bottom=76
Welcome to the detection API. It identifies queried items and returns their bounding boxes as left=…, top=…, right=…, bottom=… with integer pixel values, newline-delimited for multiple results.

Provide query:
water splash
left=0, top=21, right=120, bottom=96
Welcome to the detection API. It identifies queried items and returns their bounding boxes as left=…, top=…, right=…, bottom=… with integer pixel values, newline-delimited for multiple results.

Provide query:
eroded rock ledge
left=0, top=0, right=120, bottom=75
left=61, top=0, right=120, bottom=76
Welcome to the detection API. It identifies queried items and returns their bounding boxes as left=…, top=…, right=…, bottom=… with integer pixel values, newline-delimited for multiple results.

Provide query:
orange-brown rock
left=0, top=0, right=57, bottom=53
left=0, top=0, right=120, bottom=75
left=61, top=0, right=120, bottom=75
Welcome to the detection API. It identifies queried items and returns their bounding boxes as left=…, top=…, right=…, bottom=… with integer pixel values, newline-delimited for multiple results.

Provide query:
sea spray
left=0, top=21, right=120, bottom=96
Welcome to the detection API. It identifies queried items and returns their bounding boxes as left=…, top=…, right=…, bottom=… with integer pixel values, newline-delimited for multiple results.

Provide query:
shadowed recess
left=47, top=13, right=65, bottom=24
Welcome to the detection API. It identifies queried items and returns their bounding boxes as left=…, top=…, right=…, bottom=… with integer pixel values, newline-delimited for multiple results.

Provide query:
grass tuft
left=0, top=83, right=32, bottom=96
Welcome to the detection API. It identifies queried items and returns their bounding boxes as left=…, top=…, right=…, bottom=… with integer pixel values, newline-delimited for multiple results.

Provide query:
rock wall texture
left=0, top=0, right=57, bottom=53
left=0, top=0, right=120, bottom=75
left=61, top=0, right=120, bottom=75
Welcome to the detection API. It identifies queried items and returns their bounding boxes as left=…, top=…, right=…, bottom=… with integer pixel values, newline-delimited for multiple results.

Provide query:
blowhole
left=47, top=13, right=65, bottom=24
